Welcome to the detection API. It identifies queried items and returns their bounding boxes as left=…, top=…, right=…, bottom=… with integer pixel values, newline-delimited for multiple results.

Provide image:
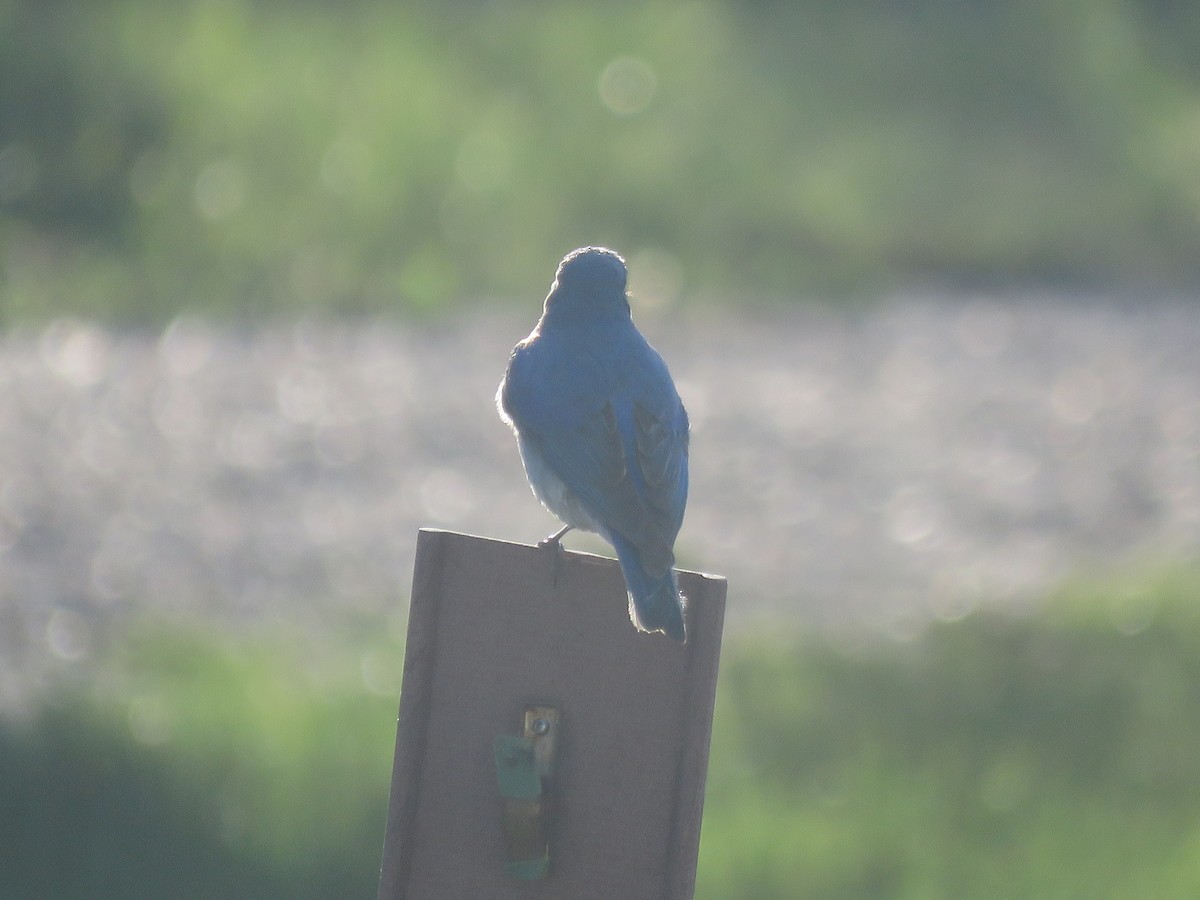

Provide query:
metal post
left=378, top=529, right=726, bottom=899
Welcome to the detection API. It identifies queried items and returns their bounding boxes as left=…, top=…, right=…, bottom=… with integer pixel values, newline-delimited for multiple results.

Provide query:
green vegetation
left=701, top=567, right=1200, bottom=898
left=5, top=568, right=1200, bottom=897
left=0, top=626, right=403, bottom=899
left=3, top=0, right=1200, bottom=322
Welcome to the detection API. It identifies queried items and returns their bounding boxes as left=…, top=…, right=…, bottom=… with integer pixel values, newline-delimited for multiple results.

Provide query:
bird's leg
left=538, top=524, right=573, bottom=549
left=538, top=524, right=572, bottom=586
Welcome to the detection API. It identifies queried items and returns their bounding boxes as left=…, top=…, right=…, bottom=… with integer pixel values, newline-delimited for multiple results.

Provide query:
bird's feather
left=498, top=246, right=690, bottom=639
left=503, top=326, right=687, bottom=577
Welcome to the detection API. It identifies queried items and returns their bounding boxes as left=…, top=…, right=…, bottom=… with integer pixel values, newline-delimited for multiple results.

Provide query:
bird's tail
left=612, top=534, right=687, bottom=642
left=629, top=572, right=687, bottom=643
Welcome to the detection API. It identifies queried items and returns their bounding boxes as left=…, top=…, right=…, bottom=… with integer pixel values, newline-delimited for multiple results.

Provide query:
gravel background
left=3, top=296, right=1199, bottom=702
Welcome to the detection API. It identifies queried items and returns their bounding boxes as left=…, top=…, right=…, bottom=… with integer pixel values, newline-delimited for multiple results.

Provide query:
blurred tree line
left=2, top=0, right=1199, bottom=321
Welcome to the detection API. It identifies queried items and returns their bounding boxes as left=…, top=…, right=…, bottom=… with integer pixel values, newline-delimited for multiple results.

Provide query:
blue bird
left=497, top=247, right=690, bottom=641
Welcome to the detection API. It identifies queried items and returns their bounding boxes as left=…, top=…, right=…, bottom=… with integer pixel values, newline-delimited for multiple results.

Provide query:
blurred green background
left=5, top=0, right=1200, bottom=897
left=8, top=570, right=1200, bottom=897
left=3, top=0, right=1200, bottom=322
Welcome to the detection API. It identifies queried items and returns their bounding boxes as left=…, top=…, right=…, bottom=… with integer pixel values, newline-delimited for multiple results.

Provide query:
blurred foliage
left=0, top=624, right=402, bottom=899
left=2, top=0, right=1200, bottom=321
left=700, top=566, right=1200, bottom=898
left=4, top=568, right=1200, bottom=897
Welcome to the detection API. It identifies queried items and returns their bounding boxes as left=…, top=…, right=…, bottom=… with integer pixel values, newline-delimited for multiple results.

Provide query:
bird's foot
left=537, top=524, right=573, bottom=549
left=538, top=525, right=572, bottom=585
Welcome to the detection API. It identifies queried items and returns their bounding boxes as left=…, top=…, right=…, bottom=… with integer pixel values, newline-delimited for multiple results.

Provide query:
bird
left=497, top=247, right=690, bottom=641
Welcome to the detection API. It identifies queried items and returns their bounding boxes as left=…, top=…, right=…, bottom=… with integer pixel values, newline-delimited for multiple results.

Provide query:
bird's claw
left=539, top=525, right=572, bottom=586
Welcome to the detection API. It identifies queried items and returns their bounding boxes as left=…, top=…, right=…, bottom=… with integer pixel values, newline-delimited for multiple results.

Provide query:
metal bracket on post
left=493, top=705, right=560, bottom=880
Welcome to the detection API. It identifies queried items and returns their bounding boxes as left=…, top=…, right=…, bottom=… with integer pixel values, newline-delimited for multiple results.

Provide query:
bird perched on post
left=497, top=247, right=690, bottom=641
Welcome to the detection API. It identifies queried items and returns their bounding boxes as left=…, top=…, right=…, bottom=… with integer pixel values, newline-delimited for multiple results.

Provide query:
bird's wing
left=504, top=334, right=688, bottom=577
left=632, top=395, right=689, bottom=535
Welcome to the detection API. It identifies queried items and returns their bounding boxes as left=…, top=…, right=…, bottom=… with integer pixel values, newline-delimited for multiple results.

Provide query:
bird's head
left=542, top=247, right=631, bottom=323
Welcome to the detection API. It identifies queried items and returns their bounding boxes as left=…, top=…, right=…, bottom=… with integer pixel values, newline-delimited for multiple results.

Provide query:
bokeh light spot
left=598, top=57, right=657, bottom=115
left=159, top=315, right=214, bottom=378
left=45, top=609, right=90, bottom=662
left=40, top=319, right=109, bottom=388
